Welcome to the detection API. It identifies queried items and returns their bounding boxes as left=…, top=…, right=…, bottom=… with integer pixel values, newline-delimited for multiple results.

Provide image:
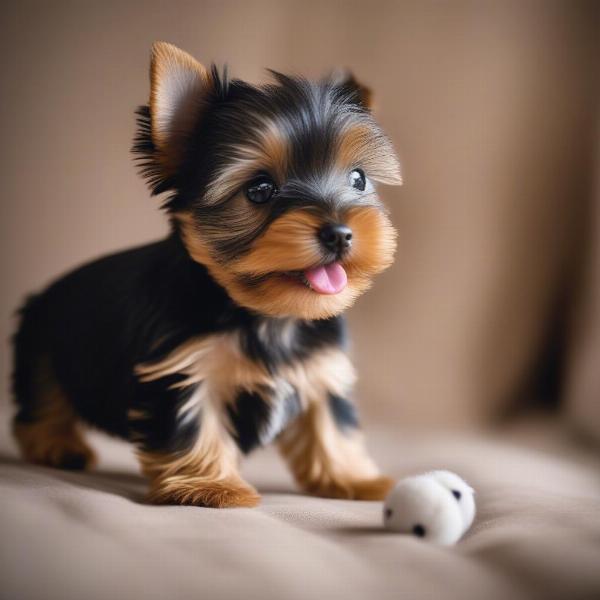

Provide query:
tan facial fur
left=144, top=44, right=400, bottom=320
left=335, top=122, right=402, bottom=186
left=176, top=203, right=397, bottom=319
left=204, top=118, right=290, bottom=206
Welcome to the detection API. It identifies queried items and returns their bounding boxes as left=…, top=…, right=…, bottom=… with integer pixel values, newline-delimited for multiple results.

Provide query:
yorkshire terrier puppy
left=12, top=42, right=402, bottom=507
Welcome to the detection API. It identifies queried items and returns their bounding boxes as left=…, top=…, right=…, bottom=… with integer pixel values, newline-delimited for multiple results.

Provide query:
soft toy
left=383, top=470, right=475, bottom=545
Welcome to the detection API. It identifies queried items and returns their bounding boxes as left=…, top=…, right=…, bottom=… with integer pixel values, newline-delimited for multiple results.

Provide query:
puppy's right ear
left=150, top=42, right=212, bottom=169
left=134, top=42, right=214, bottom=194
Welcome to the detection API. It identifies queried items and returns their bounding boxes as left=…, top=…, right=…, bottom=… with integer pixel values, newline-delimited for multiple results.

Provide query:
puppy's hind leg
left=12, top=358, right=97, bottom=471
left=12, top=295, right=96, bottom=470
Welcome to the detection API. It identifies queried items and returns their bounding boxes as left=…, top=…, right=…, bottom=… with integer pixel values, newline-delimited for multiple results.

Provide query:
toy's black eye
left=452, top=490, right=462, bottom=500
left=246, top=176, right=277, bottom=204
left=412, top=524, right=426, bottom=538
left=349, top=169, right=366, bottom=191
left=385, top=508, right=393, bottom=519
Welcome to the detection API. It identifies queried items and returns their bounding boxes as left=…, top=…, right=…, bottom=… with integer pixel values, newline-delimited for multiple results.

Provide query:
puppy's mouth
left=282, top=262, right=348, bottom=295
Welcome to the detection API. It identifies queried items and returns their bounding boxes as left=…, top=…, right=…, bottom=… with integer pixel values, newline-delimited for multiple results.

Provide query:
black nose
left=318, top=224, right=353, bottom=254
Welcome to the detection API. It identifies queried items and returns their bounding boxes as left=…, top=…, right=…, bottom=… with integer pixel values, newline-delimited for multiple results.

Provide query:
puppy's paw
left=307, top=475, right=394, bottom=501
left=52, top=445, right=97, bottom=471
left=14, top=422, right=97, bottom=471
left=193, top=481, right=261, bottom=508
left=148, top=478, right=261, bottom=508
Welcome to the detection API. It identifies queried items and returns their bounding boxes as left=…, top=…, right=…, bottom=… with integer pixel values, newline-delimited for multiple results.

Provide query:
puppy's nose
left=318, top=224, right=353, bottom=254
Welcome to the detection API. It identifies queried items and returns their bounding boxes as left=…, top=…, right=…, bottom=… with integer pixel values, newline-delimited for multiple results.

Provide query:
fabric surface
left=2, top=416, right=599, bottom=600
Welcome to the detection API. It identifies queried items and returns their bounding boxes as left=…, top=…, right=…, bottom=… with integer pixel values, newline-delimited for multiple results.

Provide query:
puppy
left=12, top=42, right=402, bottom=507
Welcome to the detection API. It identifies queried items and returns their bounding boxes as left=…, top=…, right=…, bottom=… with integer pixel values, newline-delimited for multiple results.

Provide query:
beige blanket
left=1, top=416, right=599, bottom=600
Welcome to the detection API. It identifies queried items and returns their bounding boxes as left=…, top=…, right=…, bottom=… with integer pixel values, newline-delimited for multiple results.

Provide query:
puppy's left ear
left=329, top=68, right=374, bottom=111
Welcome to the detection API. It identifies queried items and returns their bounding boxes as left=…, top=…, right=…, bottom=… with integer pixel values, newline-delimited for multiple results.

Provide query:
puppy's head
left=134, top=42, right=402, bottom=320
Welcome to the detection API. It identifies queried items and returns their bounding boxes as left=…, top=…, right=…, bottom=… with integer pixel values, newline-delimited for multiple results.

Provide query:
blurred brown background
left=1, top=0, right=598, bottom=433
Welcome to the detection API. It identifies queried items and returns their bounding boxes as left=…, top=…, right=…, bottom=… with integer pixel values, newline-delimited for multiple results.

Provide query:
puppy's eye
left=349, top=169, right=366, bottom=191
left=246, top=176, right=277, bottom=204
left=452, top=490, right=462, bottom=500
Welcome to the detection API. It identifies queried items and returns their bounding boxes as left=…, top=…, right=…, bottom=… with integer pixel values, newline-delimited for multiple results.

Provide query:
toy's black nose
left=318, top=224, right=353, bottom=254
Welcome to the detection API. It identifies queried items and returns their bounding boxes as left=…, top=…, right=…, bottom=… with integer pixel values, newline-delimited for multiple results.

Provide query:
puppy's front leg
left=279, top=352, right=393, bottom=500
left=129, top=378, right=259, bottom=508
left=278, top=397, right=392, bottom=500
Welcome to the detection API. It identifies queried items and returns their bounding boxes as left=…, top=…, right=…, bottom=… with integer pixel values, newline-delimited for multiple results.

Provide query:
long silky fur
left=12, top=43, right=401, bottom=508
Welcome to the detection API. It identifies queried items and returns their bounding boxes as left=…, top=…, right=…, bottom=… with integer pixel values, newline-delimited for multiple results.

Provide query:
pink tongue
left=303, top=263, right=348, bottom=294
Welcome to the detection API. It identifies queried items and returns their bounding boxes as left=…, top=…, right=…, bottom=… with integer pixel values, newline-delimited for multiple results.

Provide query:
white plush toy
left=383, top=470, right=475, bottom=545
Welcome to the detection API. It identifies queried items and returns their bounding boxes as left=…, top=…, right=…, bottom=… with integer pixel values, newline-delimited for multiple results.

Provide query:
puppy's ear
left=149, top=42, right=213, bottom=173
left=329, top=68, right=374, bottom=111
left=134, top=43, right=215, bottom=195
